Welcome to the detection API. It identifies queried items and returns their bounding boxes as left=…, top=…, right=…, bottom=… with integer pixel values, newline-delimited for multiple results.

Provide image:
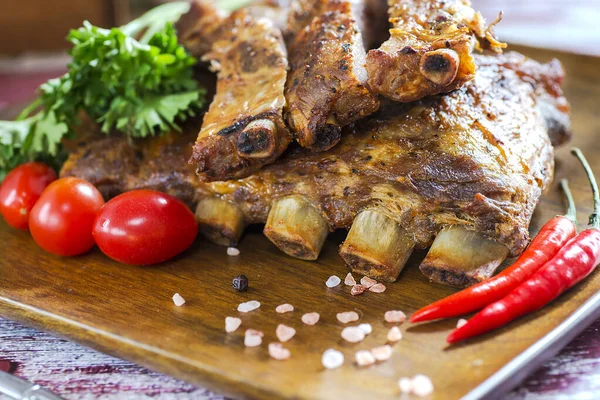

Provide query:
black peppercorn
left=232, top=274, right=249, bottom=292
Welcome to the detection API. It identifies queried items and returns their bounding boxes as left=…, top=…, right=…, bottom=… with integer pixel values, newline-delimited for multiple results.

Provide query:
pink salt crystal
left=268, top=343, right=291, bottom=360
left=337, top=311, right=360, bottom=324
left=244, top=329, right=264, bottom=347
left=369, top=283, right=387, bottom=293
left=457, top=318, right=468, bottom=328
left=344, top=273, right=356, bottom=286
left=398, top=377, right=413, bottom=393
left=276, top=324, right=296, bottom=342
left=276, top=304, right=294, bottom=313
left=322, top=349, right=344, bottom=369
left=227, top=247, right=240, bottom=256
left=384, top=310, right=406, bottom=323
left=351, top=284, right=366, bottom=296
left=225, top=317, right=242, bottom=333
left=387, top=326, right=403, bottom=342
left=371, top=345, right=392, bottom=361
left=341, top=326, right=366, bottom=343
left=302, top=312, right=320, bottom=325
left=360, top=276, right=377, bottom=288
left=172, top=293, right=185, bottom=306
left=326, top=275, right=341, bottom=288
left=238, top=300, right=261, bottom=313
left=358, top=323, right=372, bottom=335
left=355, top=350, right=376, bottom=366
left=412, top=374, right=434, bottom=397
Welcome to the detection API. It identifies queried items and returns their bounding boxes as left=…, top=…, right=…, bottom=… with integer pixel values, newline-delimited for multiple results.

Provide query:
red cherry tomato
left=93, top=190, right=198, bottom=265
left=29, top=177, right=105, bottom=256
left=0, top=162, right=57, bottom=230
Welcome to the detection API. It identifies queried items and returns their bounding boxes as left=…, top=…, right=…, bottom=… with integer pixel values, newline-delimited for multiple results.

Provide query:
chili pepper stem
left=572, top=148, right=600, bottom=230
left=560, top=179, right=577, bottom=224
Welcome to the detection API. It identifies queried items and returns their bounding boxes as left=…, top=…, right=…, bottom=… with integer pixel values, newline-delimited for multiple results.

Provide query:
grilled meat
left=179, top=0, right=381, bottom=177
left=177, top=0, right=292, bottom=57
left=366, top=0, right=505, bottom=103
left=176, top=0, right=226, bottom=58
left=186, top=10, right=292, bottom=181
left=61, top=52, right=571, bottom=285
left=178, top=2, right=295, bottom=181
left=61, top=131, right=200, bottom=210
left=286, top=0, right=388, bottom=48
left=285, top=0, right=380, bottom=151
left=247, top=0, right=293, bottom=31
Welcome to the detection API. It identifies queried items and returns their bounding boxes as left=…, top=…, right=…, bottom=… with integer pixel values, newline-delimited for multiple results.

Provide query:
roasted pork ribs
left=177, top=2, right=293, bottom=181
left=366, top=0, right=505, bottom=103
left=191, top=10, right=292, bottom=181
left=285, top=0, right=380, bottom=152
left=61, top=52, right=571, bottom=286
left=178, top=0, right=388, bottom=180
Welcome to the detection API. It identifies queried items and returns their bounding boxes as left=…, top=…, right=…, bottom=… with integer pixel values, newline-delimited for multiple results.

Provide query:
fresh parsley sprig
left=0, top=1, right=204, bottom=180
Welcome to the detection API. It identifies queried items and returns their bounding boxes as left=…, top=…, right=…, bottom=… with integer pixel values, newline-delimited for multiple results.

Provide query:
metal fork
left=0, top=370, right=64, bottom=400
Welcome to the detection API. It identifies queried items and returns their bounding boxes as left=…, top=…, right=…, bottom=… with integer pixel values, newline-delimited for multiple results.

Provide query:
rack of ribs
left=61, top=52, right=571, bottom=286
left=367, top=0, right=506, bottom=103
left=178, top=0, right=383, bottom=180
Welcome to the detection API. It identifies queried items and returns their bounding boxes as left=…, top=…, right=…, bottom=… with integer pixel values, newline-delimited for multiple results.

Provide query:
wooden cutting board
left=1, top=47, right=599, bottom=400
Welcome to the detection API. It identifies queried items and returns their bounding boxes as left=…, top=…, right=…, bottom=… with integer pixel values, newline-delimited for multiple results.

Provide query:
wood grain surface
left=0, top=317, right=598, bottom=399
left=0, top=46, right=599, bottom=400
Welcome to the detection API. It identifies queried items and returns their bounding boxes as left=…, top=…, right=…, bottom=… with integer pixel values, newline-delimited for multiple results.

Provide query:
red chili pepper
left=447, top=148, right=600, bottom=343
left=410, top=180, right=577, bottom=323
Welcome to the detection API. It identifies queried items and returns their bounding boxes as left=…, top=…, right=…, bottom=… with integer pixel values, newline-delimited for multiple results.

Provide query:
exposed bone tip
left=419, top=49, right=460, bottom=86
left=419, top=226, right=509, bottom=288
left=310, top=123, right=342, bottom=152
left=195, top=198, right=245, bottom=247
left=264, top=195, right=329, bottom=260
left=340, top=210, right=415, bottom=282
left=236, top=119, right=277, bottom=159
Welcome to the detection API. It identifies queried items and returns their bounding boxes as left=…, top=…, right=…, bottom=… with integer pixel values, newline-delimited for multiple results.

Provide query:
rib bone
left=237, top=119, right=278, bottom=159
left=264, top=196, right=329, bottom=260
left=340, top=210, right=415, bottom=282
left=419, top=226, right=509, bottom=287
left=419, top=49, right=460, bottom=86
left=195, top=198, right=245, bottom=246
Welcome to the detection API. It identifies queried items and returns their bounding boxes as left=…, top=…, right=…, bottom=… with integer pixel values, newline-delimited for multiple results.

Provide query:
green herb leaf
left=0, top=111, right=68, bottom=179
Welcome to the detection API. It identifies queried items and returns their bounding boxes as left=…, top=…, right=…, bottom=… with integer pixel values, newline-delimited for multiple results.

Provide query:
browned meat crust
left=179, top=0, right=382, bottom=160
left=177, top=1, right=293, bottom=58
left=247, top=0, right=293, bottom=32
left=366, top=0, right=505, bottom=103
left=286, top=0, right=388, bottom=48
left=187, top=10, right=292, bottom=181
left=176, top=0, right=226, bottom=58
left=61, top=131, right=200, bottom=210
left=61, top=53, right=571, bottom=258
left=285, top=0, right=380, bottom=151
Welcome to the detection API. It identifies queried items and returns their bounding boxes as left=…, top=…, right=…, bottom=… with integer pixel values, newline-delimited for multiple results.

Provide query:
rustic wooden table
left=0, top=317, right=599, bottom=399
left=1, top=1, right=600, bottom=399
